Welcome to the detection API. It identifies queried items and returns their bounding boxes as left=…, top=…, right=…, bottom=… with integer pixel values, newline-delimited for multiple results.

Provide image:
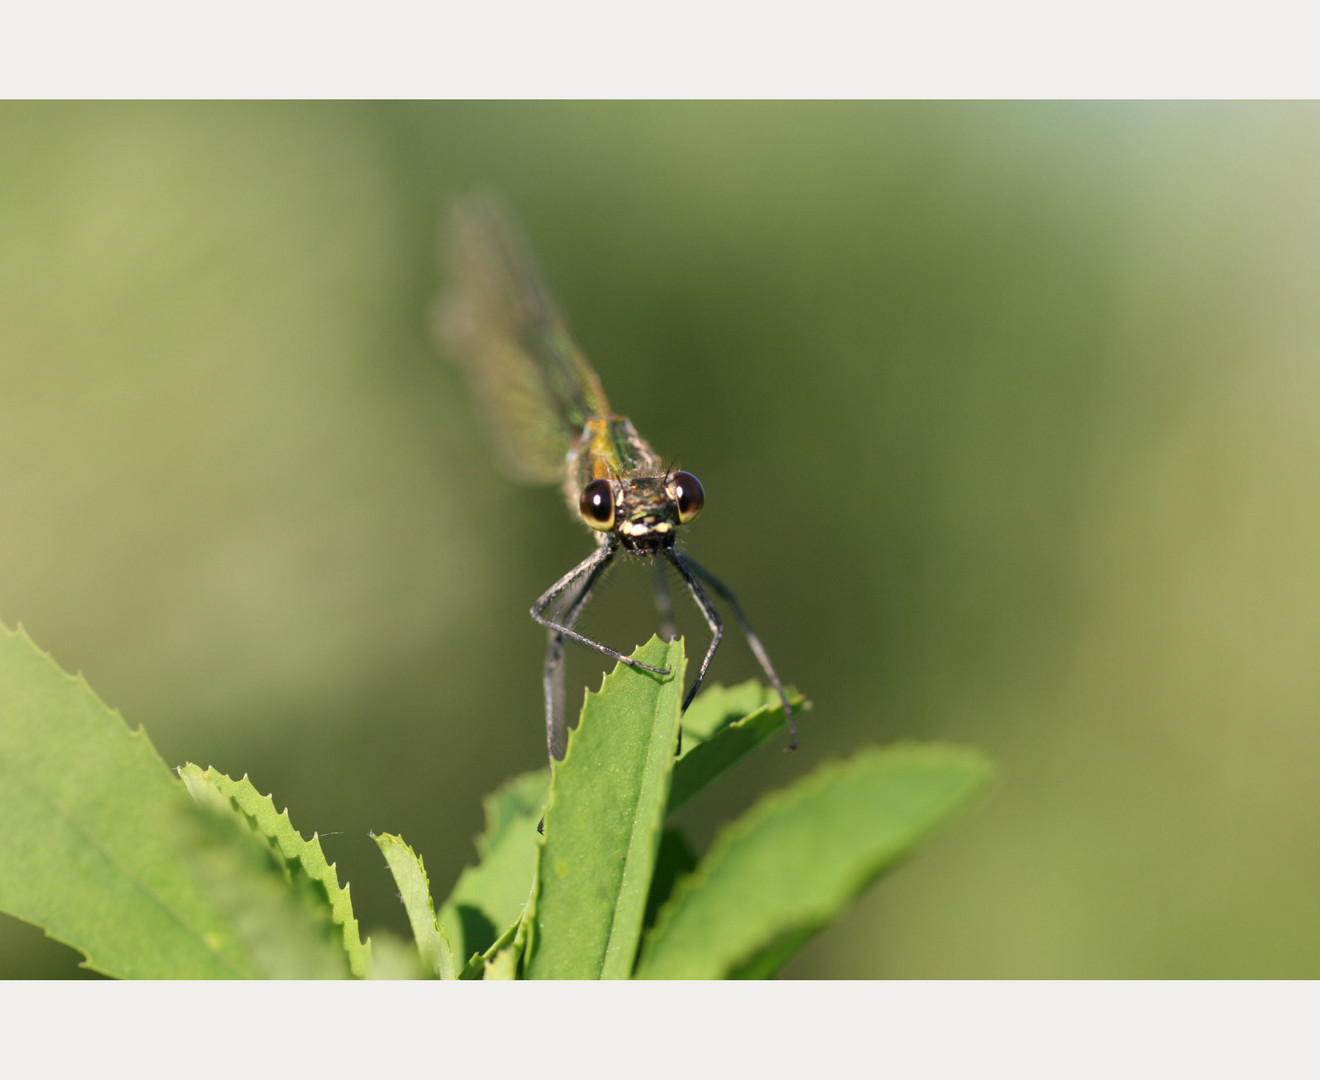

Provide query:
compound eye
left=670, top=470, right=704, bottom=524
left=578, top=478, right=616, bottom=531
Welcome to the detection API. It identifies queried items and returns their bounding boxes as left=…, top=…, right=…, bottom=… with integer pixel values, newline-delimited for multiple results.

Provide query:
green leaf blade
left=525, top=636, right=685, bottom=980
left=671, top=681, right=807, bottom=813
left=636, top=742, right=994, bottom=980
left=0, top=623, right=256, bottom=978
left=175, top=782, right=355, bottom=979
left=180, top=765, right=370, bottom=978
left=678, top=679, right=783, bottom=742
left=374, top=833, right=455, bottom=978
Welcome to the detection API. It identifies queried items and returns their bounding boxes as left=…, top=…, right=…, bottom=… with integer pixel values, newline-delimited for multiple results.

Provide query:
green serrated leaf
left=0, top=622, right=259, bottom=978
left=679, top=680, right=781, bottom=743
left=636, top=742, right=994, bottom=980
left=373, top=833, right=456, bottom=978
left=179, top=765, right=370, bottom=978
left=175, top=785, right=354, bottom=979
left=671, top=681, right=808, bottom=813
left=525, top=636, right=685, bottom=980
left=436, top=769, right=547, bottom=963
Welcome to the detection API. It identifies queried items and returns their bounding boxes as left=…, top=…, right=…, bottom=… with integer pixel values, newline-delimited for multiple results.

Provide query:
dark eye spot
left=578, top=478, right=615, bottom=530
left=670, top=471, right=704, bottom=524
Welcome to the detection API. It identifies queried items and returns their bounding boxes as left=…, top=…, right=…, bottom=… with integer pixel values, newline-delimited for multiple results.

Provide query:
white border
left=3, top=1, right=1315, bottom=98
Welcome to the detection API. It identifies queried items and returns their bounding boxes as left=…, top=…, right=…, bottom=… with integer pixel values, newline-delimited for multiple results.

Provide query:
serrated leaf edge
left=1, top=621, right=259, bottom=977
left=179, top=764, right=371, bottom=978
left=372, top=832, right=456, bottom=979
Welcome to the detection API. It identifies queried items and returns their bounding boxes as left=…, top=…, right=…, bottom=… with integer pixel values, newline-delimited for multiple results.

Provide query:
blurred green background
left=3, top=101, right=1318, bottom=978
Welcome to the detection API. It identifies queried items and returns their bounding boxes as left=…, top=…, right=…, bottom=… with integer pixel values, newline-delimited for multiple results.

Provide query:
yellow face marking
left=618, top=519, right=673, bottom=538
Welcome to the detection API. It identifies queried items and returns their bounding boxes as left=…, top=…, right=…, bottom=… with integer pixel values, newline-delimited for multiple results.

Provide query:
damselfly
left=439, top=198, right=796, bottom=763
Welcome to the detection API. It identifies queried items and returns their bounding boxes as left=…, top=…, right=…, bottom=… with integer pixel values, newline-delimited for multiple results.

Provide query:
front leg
left=664, top=549, right=724, bottom=713
left=532, top=539, right=672, bottom=762
left=531, top=541, right=672, bottom=675
left=539, top=544, right=613, bottom=761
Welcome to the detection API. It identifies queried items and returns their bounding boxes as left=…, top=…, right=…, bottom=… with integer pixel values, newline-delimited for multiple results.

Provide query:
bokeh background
left=3, top=101, right=1318, bottom=978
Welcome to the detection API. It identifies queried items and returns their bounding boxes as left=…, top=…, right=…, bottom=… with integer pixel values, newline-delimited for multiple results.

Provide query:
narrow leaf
left=176, top=781, right=355, bottom=979
left=525, top=636, right=685, bottom=980
left=373, top=833, right=455, bottom=979
left=636, top=742, right=994, bottom=979
left=0, top=623, right=258, bottom=978
left=671, top=681, right=808, bottom=813
left=679, top=680, right=782, bottom=742
left=180, top=765, right=370, bottom=978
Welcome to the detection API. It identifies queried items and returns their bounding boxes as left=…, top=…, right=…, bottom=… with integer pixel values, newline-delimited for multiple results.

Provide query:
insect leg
left=673, top=552, right=797, bottom=750
left=664, top=549, right=724, bottom=713
left=532, top=541, right=670, bottom=674
left=533, top=538, right=675, bottom=761
left=540, top=545, right=613, bottom=761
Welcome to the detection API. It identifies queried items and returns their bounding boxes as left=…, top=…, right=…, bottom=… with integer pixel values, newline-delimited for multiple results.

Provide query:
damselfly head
left=576, top=471, right=705, bottom=554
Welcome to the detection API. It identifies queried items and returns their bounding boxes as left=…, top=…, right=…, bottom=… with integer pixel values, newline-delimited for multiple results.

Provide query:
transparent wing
left=436, top=195, right=611, bottom=484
